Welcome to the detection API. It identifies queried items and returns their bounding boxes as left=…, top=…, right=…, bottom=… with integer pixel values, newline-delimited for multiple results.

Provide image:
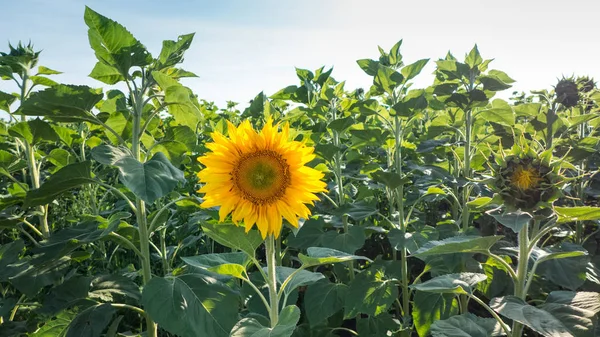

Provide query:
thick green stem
left=393, top=115, right=410, bottom=321
left=461, top=108, right=472, bottom=232
left=513, top=224, right=530, bottom=337
left=131, top=87, right=157, bottom=337
left=266, top=235, right=279, bottom=327
left=546, top=103, right=556, bottom=150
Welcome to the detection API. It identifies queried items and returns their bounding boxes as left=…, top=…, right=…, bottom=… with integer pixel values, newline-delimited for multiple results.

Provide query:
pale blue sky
left=1, top=0, right=599, bottom=111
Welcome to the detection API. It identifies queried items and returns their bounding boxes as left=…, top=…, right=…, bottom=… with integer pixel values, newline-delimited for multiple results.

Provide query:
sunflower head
left=554, top=77, right=580, bottom=108
left=197, top=119, right=327, bottom=238
left=0, top=41, right=40, bottom=73
left=489, top=146, right=563, bottom=211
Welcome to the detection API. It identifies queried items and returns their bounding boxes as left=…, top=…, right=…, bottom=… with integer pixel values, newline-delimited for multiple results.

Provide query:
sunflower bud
left=489, top=151, right=562, bottom=211
left=555, top=78, right=579, bottom=108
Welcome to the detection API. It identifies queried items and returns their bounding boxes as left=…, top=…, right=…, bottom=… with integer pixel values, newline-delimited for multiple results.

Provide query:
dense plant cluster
left=1, top=7, right=600, bottom=337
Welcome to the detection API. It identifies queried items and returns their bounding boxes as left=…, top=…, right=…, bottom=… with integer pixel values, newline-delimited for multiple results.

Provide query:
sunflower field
left=2, top=7, right=600, bottom=337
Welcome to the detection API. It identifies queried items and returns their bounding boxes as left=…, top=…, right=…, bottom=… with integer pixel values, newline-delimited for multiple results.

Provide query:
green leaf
left=356, top=59, right=379, bottom=76
left=371, top=170, right=405, bottom=189
left=286, top=218, right=325, bottom=249
left=66, top=304, right=115, bottom=337
left=19, top=84, right=104, bottom=123
left=39, top=276, right=91, bottom=315
left=201, top=222, right=263, bottom=257
left=328, top=116, right=355, bottom=133
left=388, top=226, right=439, bottom=254
left=0, top=240, right=26, bottom=282
left=304, top=280, right=347, bottom=327
left=344, top=268, right=398, bottom=318
left=412, top=291, right=458, bottom=337
left=30, top=311, right=72, bottom=337
left=410, top=273, right=487, bottom=295
left=490, top=296, right=573, bottom=337
left=157, top=33, right=195, bottom=69
left=91, top=145, right=185, bottom=204
left=230, top=305, right=300, bottom=337
left=47, top=148, right=76, bottom=169
left=412, top=235, right=503, bottom=259
left=535, top=243, right=589, bottom=290
left=275, top=266, right=324, bottom=296
left=465, top=45, right=483, bottom=68
left=479, top=75, right=512, bottom=91
left=555, top=206, right=600, bottom=223
left=89, top=274, right=142, bottom=302
left=8, top=119, right=59, bottom=145
left=487, top=209, right=532, bottom=233
left=477, top=106, right=515, bottom=126
left=331, top=200, right=378, bottom=221
left=374, top=64, right=403, bottom=95
left=321, top=226, right=366, bottom=254
left=142, top=274, right=239, bottom=337
left=400, top=58, right=429, bottom=82
left=25, top=161, right=94, bottom=208
left=430, top=313, right=507, bottom=337
left=540, top=291, right=600, bottom=337
left=152, top=71, right=202, bottom=129
left=298, top=247, right=371, bottom=267
left=89, top=62, right=125, bottom=84
left=356, top=313, right=401, bottom=337
left=0, top=90, right=16, bottom=112
left=37, top=66, right=62, bottom=75
left=84, top=7, right=152, bottom=77
left=181, top=252, right=250, bottom=279
left=30, top=75, right=58, bottom=88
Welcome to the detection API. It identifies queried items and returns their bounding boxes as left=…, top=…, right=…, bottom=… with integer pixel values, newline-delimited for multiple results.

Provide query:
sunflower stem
left=266, top=234, right=279, bottom=327
left=513, top=222, right=530, bottom=337
left=131, top=82, right=158, bottom=337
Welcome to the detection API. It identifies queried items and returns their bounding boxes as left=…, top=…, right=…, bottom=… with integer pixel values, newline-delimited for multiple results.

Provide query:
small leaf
left=487, top=209, right=532, bottom=233
left=37, top=66, right=62, bottom=75
left=410, top=273, right=487, bottom=295
left=401, top=58, right=429, bottom=82
left=299, top=247, right=371, bottom=267
left=412, top=236, right=503, bottom=259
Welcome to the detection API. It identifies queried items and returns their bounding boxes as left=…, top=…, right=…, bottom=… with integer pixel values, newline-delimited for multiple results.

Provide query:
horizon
left=1, top=0, right=599, bottom=115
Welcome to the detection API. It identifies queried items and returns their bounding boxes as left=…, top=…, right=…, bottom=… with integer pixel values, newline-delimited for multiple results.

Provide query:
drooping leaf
left=8, top=118, right=59, bottom=145
left=156, top=33, right=195, bottom=69
left=25, top=161, right=95, bottom=207
left=19, top=84, right=104, bottom=123
left=299, top=247, right=371, bottom=267
left=91, top=145, right=185, bottom=204
left=410, top=273, right=487, bottom=295
left=181, top=252, right=251, bottom=279
left=487, top=209, right=532, bottom=233
left=201, top=222, right=263, bottom=257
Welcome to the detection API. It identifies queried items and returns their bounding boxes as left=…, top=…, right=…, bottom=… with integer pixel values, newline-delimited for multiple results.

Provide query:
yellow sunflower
left=197, top=119, right=327, bottom=238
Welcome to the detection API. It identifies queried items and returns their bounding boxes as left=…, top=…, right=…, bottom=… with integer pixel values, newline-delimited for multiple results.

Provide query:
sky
left=1, top=0, right=599, bottom=112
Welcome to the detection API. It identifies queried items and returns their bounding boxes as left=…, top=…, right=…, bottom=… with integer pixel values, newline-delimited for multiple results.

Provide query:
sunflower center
left=232, top=150, right=291, bottom=205
left=510, top=165, right=541, bottom=190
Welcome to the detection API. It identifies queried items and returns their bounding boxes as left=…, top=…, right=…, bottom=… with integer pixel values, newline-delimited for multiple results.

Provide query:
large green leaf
left=89, top=274, right=142, bottom=302
left=25, top=161, right=95, bottom=207
left=66, top=304, right=115, bottom=337
left=91, top=145, right=185, bottom=204
left=412, top=235, right=503, bottom=259
left=230, top=305, right=300, bottom=337
left=535, top=243, right=589, bottom=290
left=321, top=226, right=366, bottom=254
left=201, top=222, right=263, bottom=257
left=412, top=291, right=458, bottom=337
left=430, top=313, right=507, bottom=337
left=356, top=313, right=402, bottom=337
left=19, top=84, right=104, bottom=123
left=142, top=274, right=239, bottom=337
left=0, top=240, right=26, bottom=282
left=84, top=7, right=152, bottom=78
left=304, top=279, right=347, bottom=327
left=410, top=273, right=487, bottom=295
left=287, top=218, right=325, bottom=249
left=490, top=296, right=572, bottom=337
left=39, top=276, right=91, bottom=315
left=540, top=291, right=600, bottom=337
left=344, top=268, right=398, bottom=318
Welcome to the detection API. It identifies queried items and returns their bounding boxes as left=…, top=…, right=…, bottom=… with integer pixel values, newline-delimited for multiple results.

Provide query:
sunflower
left=197, top=119, right=327, bottom=238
